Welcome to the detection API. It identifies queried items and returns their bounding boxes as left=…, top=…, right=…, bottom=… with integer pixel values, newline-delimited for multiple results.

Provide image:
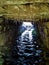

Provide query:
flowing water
left=16, top=22, right=43, bottom=65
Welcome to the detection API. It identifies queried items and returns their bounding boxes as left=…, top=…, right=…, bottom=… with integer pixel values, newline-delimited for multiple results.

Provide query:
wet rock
left=36, top=50, right=42, bottom=53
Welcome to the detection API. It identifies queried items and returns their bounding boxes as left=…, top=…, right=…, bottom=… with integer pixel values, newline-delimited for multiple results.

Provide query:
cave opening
left=2, top=21, right=45, bottom=65
left=14, top=22, right=44, bottom=65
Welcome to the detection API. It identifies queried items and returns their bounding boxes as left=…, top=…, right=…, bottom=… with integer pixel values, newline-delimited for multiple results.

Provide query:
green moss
left=0, top=56, right=3, bottom=65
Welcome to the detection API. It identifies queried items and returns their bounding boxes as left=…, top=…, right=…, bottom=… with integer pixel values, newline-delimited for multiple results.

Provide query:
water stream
left=16, top=22, right=43, bottom=65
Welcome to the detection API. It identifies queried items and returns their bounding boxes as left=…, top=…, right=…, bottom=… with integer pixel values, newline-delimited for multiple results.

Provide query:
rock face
left=0, top=0, right=49, bottom=21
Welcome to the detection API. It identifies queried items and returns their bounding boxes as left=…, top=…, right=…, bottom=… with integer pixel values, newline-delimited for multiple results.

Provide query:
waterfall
left=21, top=22, right=34, bottom=42
left=16, top=22, right=44, bottom=65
